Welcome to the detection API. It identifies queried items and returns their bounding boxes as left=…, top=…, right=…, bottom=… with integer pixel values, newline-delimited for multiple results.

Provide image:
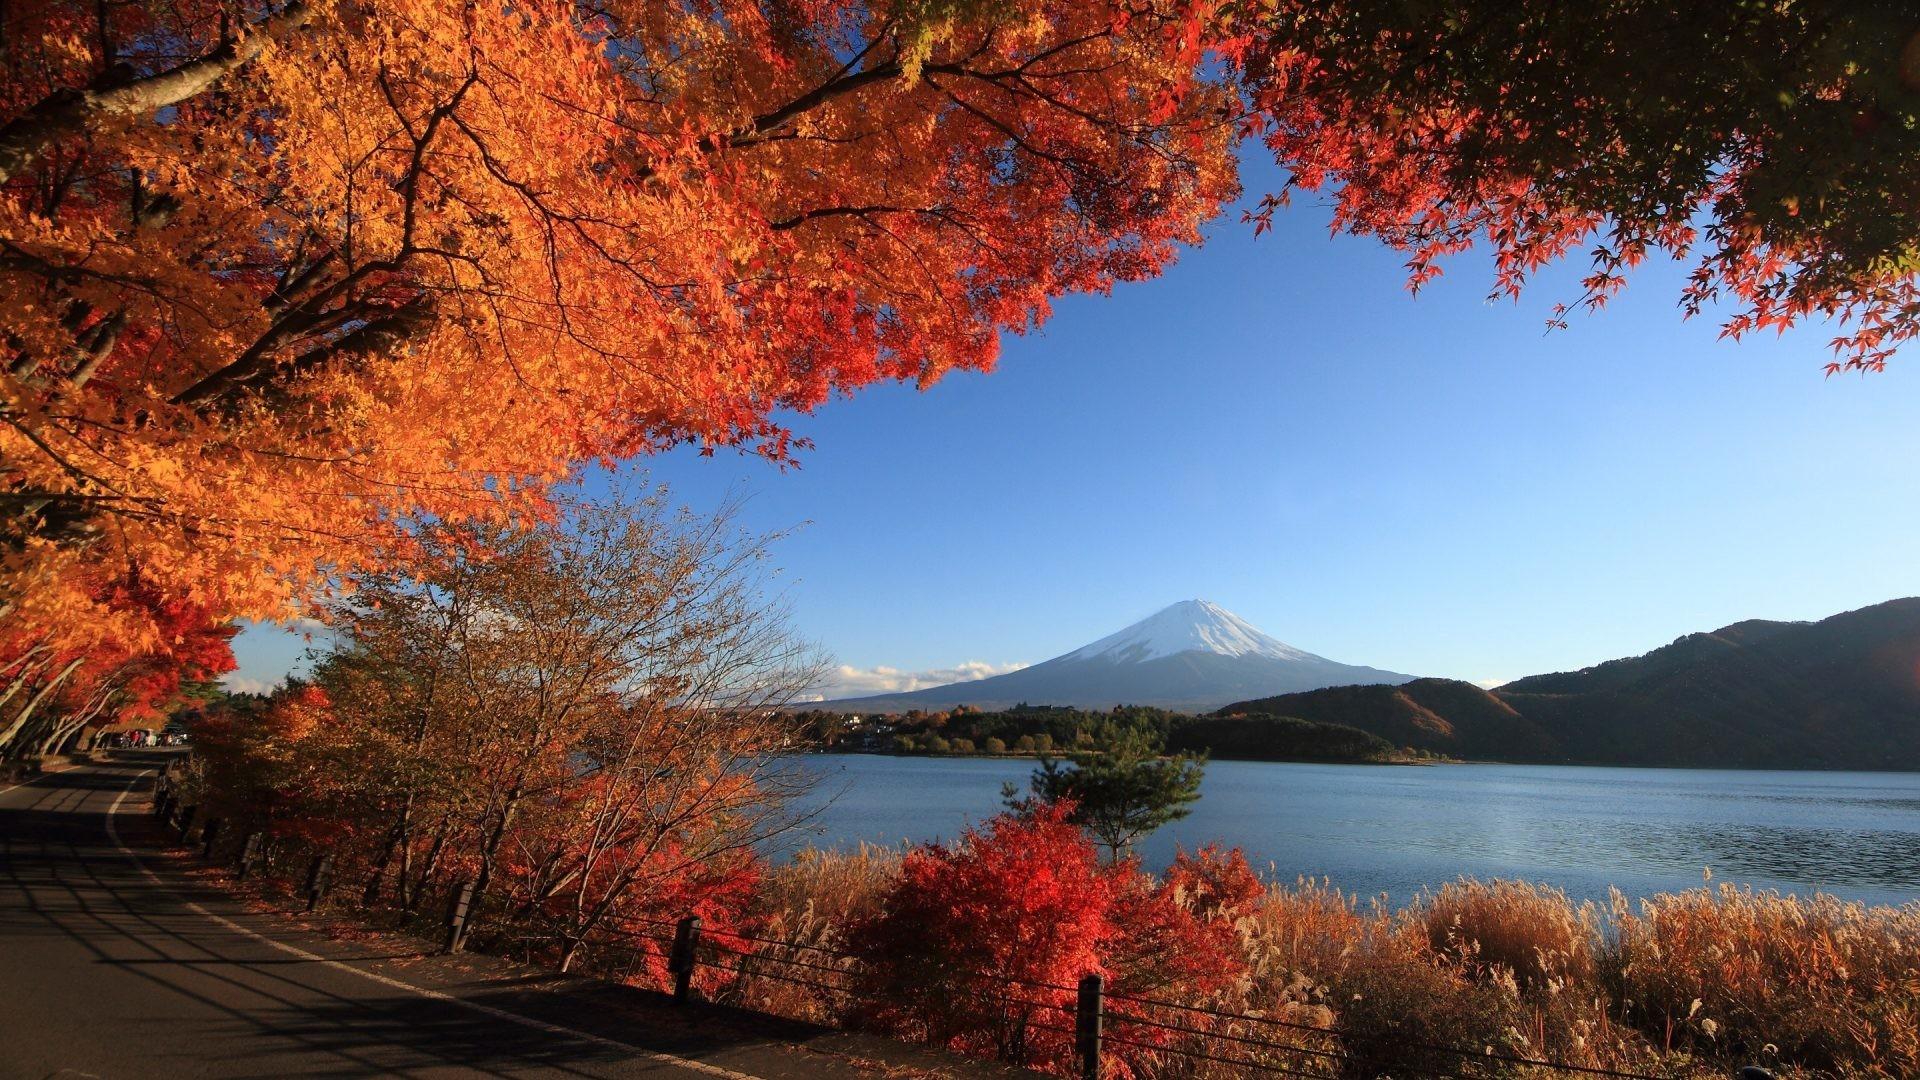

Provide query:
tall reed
left=734, top=851, right=1920, bottom=1079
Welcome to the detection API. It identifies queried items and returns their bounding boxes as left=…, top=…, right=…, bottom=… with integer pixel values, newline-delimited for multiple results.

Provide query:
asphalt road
left=0, top=755, right=977, bottom=1080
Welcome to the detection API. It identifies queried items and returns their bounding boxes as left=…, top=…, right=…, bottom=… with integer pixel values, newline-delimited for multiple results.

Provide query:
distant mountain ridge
left=826, top=600, right=1416, bottom=712
left=1219, top=598, right=1920, bottom=771
left=1217, top=678, right=1562, bottom=763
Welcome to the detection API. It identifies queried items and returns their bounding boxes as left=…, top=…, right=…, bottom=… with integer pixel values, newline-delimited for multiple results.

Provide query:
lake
left=779, top=754, right=1920, bottom=908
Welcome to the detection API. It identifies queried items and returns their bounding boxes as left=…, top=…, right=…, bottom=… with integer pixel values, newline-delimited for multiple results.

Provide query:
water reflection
left=1605, top=820, right=1920, bottom=887
left=783, top=755, right=1920, bottom=908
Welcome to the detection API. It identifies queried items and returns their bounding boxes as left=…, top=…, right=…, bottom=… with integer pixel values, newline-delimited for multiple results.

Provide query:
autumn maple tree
left=185, top=486, right=819, bottom=966
left=1, top=572, right=234, bottom=758
left=1224, top=1, right=1920, bottom=369
left=0, top=0, right=1239, bottom=651
left=6, top=1, right=1918, bottom=741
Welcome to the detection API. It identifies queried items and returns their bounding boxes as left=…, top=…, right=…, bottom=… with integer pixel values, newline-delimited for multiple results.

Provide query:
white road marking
left=100, top=771, right=767, bottom=1080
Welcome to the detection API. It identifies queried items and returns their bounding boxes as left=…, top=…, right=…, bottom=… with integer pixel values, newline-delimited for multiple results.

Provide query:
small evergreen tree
left=1005, top=730, right=1204, bottom=860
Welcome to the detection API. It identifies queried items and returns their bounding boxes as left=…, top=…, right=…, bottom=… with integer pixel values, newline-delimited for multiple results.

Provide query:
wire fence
left=530, top=911, right=1695, bottom=1080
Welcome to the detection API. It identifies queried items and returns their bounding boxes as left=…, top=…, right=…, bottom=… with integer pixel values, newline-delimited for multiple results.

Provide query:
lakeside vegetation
left=740, top=839, right=1920, bottom=1079
left=185, top=697, right=1920, bottom=1079
left=788, top=703, right=1448, bottom=765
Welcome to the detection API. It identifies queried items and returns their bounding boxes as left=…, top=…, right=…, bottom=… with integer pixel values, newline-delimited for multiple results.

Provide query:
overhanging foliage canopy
left=4, top=0, right=1917, bottom=651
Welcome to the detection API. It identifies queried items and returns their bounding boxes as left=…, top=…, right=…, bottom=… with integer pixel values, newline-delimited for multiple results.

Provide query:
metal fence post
left=445, top=880, right=477, bottom=954
left=200, top=818, right=222, bottom=859
left=304, top=855, right=333, bottom=913
left=1075, top=973, right=1104, bottom=1080
left=668, top=915, right=702, bottom=1004
left=238, top=831, right=264, bottom=879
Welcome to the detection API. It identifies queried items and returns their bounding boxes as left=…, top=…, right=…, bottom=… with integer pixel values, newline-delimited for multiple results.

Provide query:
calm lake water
left=780, top=755, right=1920, bottom=908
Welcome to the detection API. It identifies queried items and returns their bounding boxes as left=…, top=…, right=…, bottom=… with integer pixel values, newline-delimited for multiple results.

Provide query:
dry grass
left=1237, top=877, right=1371, bottom=994
left=755, top=843, right=900, bottom=932
left=683, top=848, right=1920, bottom=1080
left=1230, top=881, right=1522, bottom=1078
left=1113, top=875, right=1917, bottom=1079
left=1607, top=884, right=1920, bottom=1077
left=719, top=844, right=901, bottom=1023
left=1417, top=878, right=1599, bottom=988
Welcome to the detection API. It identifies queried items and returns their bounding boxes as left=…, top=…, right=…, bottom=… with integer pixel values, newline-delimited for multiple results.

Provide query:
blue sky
left=229, top=155, right=1920, bottom=696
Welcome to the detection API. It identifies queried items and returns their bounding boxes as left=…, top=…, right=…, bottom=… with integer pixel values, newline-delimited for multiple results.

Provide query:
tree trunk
left=470, top=781, right=527, bottom=906
left=39, top=717, right=85, bottom=756
left=0, top=657, right=83, bottom=756
left=361, top=802, right=412, bottom=906
left=404, top=820, right=453, bottom=912
left=394, top=817, right=415, bottom=906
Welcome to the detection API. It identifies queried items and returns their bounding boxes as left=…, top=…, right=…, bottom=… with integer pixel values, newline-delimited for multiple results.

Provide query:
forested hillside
left=1216, top=679, right=1562, bottom=762
left=798, top=703, right=1415, bottom=764
left=1221, top=600, right=1920, bottom=770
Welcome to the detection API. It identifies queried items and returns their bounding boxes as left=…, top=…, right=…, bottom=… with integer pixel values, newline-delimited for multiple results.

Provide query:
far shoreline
left=798, top=747, right=1446, bottom=766
left=794, top=748, right=1920, bottom=776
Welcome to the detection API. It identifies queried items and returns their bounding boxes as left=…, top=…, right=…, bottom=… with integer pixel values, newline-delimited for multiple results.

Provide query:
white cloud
left=814, top=659, right=1028, bottom=699
left=1474, top=677, right=1509, bottom=690
left=220, top=673, right=280, bottom=696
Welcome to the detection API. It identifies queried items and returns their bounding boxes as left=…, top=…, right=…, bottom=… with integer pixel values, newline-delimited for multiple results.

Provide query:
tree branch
left=0, top=0, right=313, bottom=184
left=172, top=293, right=435, bottom=408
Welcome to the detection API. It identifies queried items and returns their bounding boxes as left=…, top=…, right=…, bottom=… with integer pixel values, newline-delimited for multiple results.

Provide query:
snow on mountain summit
left=1062, top=600, right=1315, bottom=664
left=823, top=598, right=1416, bottom=710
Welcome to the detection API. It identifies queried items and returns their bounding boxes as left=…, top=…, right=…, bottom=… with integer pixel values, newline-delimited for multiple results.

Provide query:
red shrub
left=846, top=802, right=1113, bottom=1070
left=1132, top=850, right=1257, bottom=986
left=845, top=805, right=1261, bottom=1076
left=1164, top=844, right=1264, bottom=925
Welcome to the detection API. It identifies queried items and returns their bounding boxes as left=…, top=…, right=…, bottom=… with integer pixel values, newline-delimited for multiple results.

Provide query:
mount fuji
left=825, top=600, right=1417, bottom=712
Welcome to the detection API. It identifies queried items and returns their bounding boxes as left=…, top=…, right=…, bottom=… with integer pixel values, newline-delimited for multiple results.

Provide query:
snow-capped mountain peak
left=823, top=598, right=1415, bottom=712
left=1063, top=600, right=1314, bottom=664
